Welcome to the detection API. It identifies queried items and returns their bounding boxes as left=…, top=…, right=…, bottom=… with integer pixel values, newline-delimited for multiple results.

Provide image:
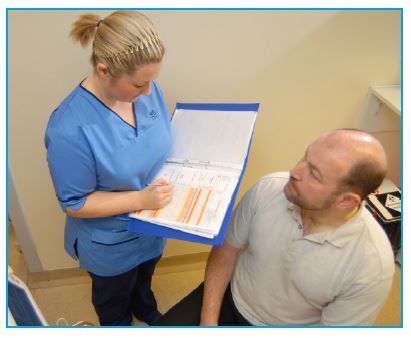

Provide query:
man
left=154, top=129, right=395, bottom=326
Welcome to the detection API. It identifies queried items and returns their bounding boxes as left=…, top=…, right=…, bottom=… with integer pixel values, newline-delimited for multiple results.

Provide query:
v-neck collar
left=79, top=83, right=138, bottom=132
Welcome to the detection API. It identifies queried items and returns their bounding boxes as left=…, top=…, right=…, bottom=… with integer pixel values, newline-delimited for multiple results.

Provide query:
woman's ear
left=95, top=62, right=111, bottom=80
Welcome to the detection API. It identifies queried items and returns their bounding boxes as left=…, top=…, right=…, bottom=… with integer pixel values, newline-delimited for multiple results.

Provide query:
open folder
left=128, top=103, right=259, bottom=245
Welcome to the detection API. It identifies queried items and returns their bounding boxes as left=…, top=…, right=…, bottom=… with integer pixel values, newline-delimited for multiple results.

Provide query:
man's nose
left=290, top=161, right=305, bottom=181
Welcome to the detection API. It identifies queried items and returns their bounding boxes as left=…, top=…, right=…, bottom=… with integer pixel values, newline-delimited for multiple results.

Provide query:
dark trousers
left=153, top=282, right=251, bottom=326
left=88, top=255, right=161, bottom=326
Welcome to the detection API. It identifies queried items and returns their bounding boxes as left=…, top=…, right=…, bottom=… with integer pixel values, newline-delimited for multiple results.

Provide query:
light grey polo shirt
left=226, top=172, right=395, bottom=326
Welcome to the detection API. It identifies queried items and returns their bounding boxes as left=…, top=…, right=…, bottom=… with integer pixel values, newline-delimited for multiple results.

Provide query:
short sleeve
left=320, top=276, right=394, bottom=325
left=45, top=127, right=97, bottom=212
left=225, top=181, right=260, bottom=249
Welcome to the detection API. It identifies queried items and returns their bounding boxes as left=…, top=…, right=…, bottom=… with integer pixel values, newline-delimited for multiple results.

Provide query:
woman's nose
left=142, top=81, right=151, bottom=96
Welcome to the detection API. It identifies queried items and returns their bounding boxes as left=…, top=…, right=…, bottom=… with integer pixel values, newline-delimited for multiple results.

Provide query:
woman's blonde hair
left=69, top=11, right=165, bottom=77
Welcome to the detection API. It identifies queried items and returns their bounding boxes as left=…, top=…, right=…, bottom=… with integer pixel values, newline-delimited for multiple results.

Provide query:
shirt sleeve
left=320, top=276, right=394, bottom=325
left=45, top=127, right=97, bottom=212
left=225, top=180, right=260, bottom=249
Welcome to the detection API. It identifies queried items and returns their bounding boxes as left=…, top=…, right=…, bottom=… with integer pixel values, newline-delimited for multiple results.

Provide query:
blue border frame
left=4, top=8, right=405, bottom=10
left=5, top=7, right=403, bottom=329
left=176, top=102, right=260, bottom=112
left=399, top=6, right=404, bottom=329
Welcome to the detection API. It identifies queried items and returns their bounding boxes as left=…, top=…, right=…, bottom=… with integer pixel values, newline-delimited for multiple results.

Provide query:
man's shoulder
left=254, top=172, right=290, bottom=191
left=358, top=208, right=395, bottom=279
left=246, top=172, right=290, bottom=207
left=258, top=171, right=290, bottom=184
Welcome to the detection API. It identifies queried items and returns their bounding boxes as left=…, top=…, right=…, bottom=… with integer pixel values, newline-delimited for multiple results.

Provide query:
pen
left=146, top=183, right=171, bottom=187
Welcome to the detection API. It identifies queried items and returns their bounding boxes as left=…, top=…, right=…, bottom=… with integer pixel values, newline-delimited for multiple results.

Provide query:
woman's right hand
left=138, top=178, right=173, bottom=210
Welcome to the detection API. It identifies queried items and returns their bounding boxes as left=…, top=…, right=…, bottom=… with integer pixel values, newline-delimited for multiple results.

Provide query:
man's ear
left=95, top=62, right=111, bottom=80
left=336, top=192, right=362, bottom=210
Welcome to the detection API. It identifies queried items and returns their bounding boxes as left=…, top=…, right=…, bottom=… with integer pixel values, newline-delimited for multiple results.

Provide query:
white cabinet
left=356, top=85, right=401, bottom=186
left=356, top=85, right=400, bottom=132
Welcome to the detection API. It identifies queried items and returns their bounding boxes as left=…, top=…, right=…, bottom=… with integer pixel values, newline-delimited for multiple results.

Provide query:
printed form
left=130, top=164, right=239, bottom=237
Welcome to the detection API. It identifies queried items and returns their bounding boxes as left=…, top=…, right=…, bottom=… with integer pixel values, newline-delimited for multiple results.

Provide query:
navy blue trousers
left=88, top=255, right=161, bottom=326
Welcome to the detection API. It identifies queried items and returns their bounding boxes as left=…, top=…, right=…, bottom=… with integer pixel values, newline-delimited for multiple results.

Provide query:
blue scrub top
left=45, top=80, right=172, bottom=276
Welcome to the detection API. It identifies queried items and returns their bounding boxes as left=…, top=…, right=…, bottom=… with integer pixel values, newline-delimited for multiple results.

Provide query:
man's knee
left=153, top=283, right=204, bottom=326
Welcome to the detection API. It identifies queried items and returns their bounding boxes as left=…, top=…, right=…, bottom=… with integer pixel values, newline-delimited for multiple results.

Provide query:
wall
left=8, top=10, right=401, bottom=271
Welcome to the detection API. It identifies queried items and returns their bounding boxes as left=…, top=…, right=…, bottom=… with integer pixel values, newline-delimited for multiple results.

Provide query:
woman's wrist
left=130, top=190, right=145, bottom=211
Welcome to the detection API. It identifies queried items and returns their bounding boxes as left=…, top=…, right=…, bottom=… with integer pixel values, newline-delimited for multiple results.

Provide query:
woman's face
left=105, top=61, right=163, bottom=102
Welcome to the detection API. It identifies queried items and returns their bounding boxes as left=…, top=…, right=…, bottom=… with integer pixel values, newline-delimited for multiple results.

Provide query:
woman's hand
left=66, top=179, right=173, bottom=218
left=138, top=178, right=173, bottom=210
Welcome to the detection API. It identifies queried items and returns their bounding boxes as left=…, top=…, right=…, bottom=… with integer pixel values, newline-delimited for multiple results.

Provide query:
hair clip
left=97, top=34, right=160, bottom=60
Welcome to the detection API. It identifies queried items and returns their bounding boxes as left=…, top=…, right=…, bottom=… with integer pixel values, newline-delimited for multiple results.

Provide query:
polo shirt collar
left=287, top=202, right=366, bottom=248
left=324, top=205, right=366, bottom=248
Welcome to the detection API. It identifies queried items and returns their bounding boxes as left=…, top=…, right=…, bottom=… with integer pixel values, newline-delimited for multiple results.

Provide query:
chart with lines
left=130, top=164, right=239, bottom=236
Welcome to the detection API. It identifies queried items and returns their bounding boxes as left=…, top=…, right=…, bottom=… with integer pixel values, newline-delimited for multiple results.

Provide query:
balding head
left=320, top=129, right=387, bottom=199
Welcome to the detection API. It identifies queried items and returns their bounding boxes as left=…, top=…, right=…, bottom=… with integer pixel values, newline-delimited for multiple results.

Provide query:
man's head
left=284, top=129, right=387, bottom=212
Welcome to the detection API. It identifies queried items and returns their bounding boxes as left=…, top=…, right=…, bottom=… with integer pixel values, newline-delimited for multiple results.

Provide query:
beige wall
left=8, top=10, right=400, bottom=271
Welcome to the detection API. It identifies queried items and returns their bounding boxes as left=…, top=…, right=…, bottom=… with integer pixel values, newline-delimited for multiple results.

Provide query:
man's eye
left=310, top=169, right=319, bottom=180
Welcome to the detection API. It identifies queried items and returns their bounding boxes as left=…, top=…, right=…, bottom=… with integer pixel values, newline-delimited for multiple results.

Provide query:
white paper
left=169, top=109, right=256, bottom=167
left=129, top=163, right=239, bottom=236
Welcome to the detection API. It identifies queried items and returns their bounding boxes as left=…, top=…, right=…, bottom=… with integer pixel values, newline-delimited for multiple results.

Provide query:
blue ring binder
left=128, top=102, right=259, bottom=245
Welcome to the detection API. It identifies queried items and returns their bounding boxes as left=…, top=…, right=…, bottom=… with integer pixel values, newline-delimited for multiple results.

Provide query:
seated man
left=154, top=129, right=395, bottom=326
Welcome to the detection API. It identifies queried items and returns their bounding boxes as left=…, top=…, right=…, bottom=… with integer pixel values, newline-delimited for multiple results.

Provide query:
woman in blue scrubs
left=45, top=11, right=173, bottom=326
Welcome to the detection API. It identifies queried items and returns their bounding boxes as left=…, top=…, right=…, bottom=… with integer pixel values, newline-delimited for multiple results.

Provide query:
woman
left=45, top=11, right=173, bottom=326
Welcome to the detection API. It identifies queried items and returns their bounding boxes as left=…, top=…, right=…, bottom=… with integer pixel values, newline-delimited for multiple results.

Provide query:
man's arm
left=320, top=277, right=394, bottom=325
left=200, top=241, right=243, bottom=326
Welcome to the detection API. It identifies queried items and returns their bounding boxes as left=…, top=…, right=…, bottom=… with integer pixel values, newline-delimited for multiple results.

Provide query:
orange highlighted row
left=178, top=188, right=202, bottom=224
left=196, top=190, right=211, bottom=225
left=135, top=187, right=213, bottom=226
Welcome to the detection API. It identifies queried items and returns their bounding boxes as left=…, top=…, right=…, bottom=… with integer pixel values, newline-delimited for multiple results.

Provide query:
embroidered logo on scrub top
left=149, top=110, right=159, bottom=120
